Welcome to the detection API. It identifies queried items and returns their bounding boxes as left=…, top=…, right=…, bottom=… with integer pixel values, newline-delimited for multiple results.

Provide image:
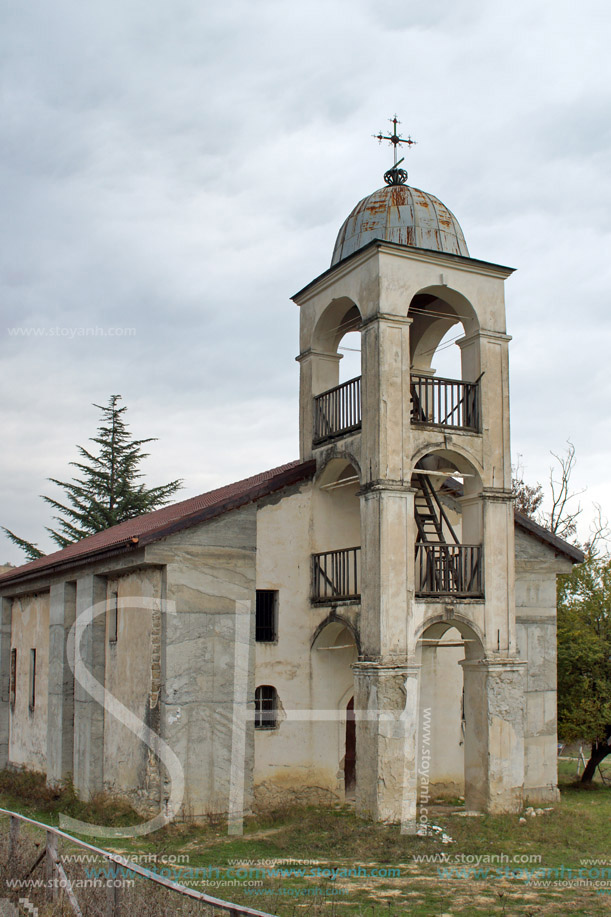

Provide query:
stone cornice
left=295, top=349, right=342, bottom=364
left=292, top=239, right=515, bottom=305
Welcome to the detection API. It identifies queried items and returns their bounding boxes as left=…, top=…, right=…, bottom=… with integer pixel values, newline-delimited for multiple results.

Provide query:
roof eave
left=292, top=238, right=515, bottom=304
left=0, top=461, right=317, bottom=590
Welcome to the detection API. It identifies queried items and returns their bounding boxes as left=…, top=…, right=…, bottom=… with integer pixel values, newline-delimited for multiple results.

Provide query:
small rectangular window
left=255, top=590, right=277, bottom=642
left=28, top=649, right=36, bottom=712
left=9, top=649, right=16, bottom=708
left=109, top=592, right=118, bottom=643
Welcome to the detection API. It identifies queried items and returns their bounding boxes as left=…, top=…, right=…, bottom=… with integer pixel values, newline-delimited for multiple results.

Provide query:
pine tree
left=3, top=396, right=182, bottom=561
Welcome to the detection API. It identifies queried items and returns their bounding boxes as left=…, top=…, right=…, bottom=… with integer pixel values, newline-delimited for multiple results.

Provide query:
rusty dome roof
left=331, top=184, right=469, bottom=266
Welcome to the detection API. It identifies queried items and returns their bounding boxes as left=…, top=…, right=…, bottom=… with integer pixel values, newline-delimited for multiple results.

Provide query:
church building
left=0, top=128, right=583, bottom=827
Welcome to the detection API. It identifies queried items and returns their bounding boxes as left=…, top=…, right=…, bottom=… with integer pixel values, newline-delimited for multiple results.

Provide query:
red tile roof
left=0, top=460, right=316, bottom=587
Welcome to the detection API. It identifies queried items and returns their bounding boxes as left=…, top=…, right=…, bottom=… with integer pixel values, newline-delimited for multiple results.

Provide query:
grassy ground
left=0, top=769, right=610, bottom=916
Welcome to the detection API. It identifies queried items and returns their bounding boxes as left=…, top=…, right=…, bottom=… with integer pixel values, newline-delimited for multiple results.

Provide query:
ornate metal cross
left=373, top=115, right=416, bottom=185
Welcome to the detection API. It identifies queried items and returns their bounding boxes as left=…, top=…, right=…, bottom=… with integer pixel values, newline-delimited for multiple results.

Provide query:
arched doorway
left=416, top=619, right=485, bottom=810
left=311, top=618, right=359, bottom=801
left=345, top=697, right=356, bottom=794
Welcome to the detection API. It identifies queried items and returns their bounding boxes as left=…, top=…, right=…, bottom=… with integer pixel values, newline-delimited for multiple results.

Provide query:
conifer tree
left=2, top=396, right=182, bottom=561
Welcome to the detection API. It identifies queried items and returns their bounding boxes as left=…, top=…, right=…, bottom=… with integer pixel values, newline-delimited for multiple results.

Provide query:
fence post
left=8, top=815, right=19, bottom=862
left=46, top=830, right=58, bottom=900
left=106, top=864, right=122, bottom=917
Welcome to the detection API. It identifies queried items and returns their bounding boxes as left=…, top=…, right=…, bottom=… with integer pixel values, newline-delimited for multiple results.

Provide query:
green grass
left=1, top=771, right=610, bottom=915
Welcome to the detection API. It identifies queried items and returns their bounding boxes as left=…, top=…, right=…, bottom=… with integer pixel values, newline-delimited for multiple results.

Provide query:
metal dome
left=331, top=184, right=469, bottom=266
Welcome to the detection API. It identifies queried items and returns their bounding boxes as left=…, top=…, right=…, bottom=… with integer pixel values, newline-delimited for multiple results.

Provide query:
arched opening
left=416, top=619, right=484, bottom=807
left=312, top=298, right=361, bottom=358
left=311, top=618, right=359, bottom=800
left=408, top=289, right=481, bottom=433
left=345, top=697, right=356, bottom=794
left=311, top=299, right=362, bottom=443
left=411, top=450, right=483, bottom=597
left=313, top=459, right=362, bottom=601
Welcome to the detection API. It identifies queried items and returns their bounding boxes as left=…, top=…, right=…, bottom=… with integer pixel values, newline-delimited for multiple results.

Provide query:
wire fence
left=0, top=807, right=275, bottom=917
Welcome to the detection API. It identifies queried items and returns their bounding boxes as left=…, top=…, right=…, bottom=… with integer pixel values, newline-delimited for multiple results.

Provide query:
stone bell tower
left=292, top=121, right=525, bottom=823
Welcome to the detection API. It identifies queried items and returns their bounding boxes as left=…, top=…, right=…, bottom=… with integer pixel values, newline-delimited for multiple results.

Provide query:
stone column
left=458, top=329, right=512, bottom=490
left=353, top=662, right=420, bottom=824
left=296, top=350, right=342, bottom=460
left=360, top=313, right=412, bottom=484
left=73, top=575, right=106, bottom=799
left=481, top=491, right=516, bottom=655
left=0, top=597, right=12, bottom=769
left=359, top=483, right=416, bottom=660
left=47, top=582, right=76, bottom=786
left=461, top=658, right=526, bottom=814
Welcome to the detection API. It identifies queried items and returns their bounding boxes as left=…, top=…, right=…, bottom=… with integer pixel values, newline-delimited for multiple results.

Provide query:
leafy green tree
left=557, top=554, right=611, bottom=783
left=2, top=396, right=182, bottom=561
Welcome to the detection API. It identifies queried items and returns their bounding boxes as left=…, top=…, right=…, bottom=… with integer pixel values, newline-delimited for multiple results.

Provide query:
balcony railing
left=312, top=373, right=480, bottom=444
left=415, top=543, right=483, bottom=597
left=411, top=374, right=480, bottom=432
left=313, top=376, right=362, bottom=444
left=312, top=547, right=361, bottom=601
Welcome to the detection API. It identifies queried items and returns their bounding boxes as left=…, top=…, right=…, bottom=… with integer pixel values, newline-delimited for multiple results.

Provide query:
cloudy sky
left=2, top=0, right=610, bottom=563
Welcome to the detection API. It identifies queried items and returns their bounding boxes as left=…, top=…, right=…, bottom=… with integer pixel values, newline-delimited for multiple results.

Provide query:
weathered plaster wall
left=103, top=569, right=160, bottom=811
left=255, top=480, right=360, bottom=806
left=9, top=592, right=49, bottom=771
left=515, top=528, right=572, bottom=803
left=145, top=505, right=257, bottom=820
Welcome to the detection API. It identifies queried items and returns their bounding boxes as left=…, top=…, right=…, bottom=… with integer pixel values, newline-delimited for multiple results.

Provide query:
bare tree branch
left=545, top=440, right=585, bottom=541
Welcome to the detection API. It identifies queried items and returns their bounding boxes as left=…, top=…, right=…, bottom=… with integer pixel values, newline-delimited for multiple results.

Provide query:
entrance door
left=345, top=697, right=356, bottom=792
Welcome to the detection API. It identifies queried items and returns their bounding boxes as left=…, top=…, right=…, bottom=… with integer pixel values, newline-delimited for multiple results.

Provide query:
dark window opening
left=109, top=592, right=118, bottom=643
left=28, top=649, right=36, bottom=712
left=9, top=649, right=16, bottom=708
left=256, top=590, right=277, bottom=642
left=255, top=685, right=278, bottom=729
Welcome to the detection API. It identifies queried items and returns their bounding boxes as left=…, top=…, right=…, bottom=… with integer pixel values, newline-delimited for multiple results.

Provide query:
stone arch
left=312, top=457, right=362, bottom=588
left=415, top=615, right=484, bottom=662
left=408, top=286, right=479, bottom=379
left=416, top=618, right=485, bottom=804
left=311, top=612, right=361, bottom=656
left=315, top=453, right=362, bottom=488
left=310, top=616, right=359, bottom=800
left=311, top=296, right=362, bottom=355
left=409, top=444, right=484, bottom=491
left=410, top=448, right=483, bottom=546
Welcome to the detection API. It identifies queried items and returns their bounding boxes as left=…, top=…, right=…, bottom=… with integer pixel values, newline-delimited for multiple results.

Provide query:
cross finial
left=373, top=115, right=416, bottom=185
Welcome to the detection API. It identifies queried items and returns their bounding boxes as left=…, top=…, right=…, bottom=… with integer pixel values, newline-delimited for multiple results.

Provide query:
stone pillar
left=461, top=658, right=526, bottom=813
left=0, top=597, right=12, bottom=768
left=458, top=329, right=512, bottom=489
left=73, top=575, right=106, bottom=799
left=359, top=483, right=416, bottom=660
left=296, top=350, right=342, bottom=460
left=353, top=663, right=420, bottom=824
left=47, top=582, right=76, bottom=786
left=481, top=491, right=516, bottom=655
left=360, top=313, right=412, bottom=484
